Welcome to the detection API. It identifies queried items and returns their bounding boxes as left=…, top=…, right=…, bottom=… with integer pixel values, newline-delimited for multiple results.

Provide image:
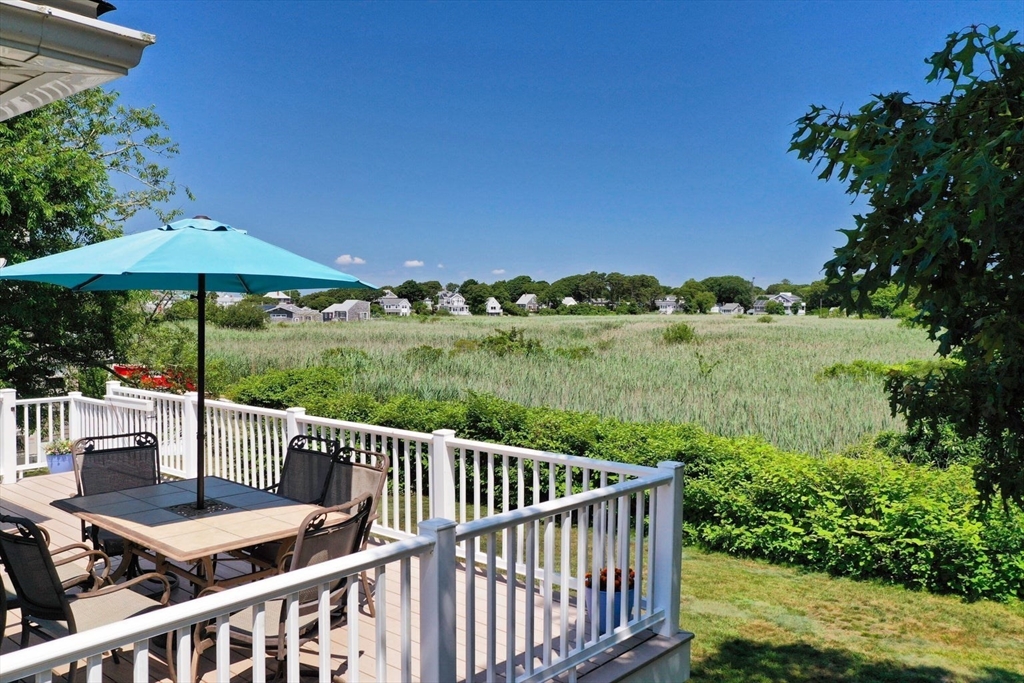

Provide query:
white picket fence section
left=0, top=383, right=685, bottom=682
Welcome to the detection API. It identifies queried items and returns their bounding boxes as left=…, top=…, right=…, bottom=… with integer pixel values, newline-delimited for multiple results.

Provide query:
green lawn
left=684, top=546, right=1024, bottom=682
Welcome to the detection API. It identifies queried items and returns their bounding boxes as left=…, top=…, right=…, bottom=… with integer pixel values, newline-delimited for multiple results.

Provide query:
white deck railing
left=0, top=383, right=684, bottom=682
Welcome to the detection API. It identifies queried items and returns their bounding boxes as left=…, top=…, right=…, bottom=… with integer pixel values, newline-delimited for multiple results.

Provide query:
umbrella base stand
left=167, top=499, right=235, bottom=518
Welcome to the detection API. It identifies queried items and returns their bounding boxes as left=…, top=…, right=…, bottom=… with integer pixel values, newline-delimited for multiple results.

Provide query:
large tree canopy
left=791, top=25, right=1024, bottom=503
left=0, top=90, right=189, bottom=395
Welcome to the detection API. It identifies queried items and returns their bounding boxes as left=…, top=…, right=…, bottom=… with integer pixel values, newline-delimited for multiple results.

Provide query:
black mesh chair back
left=0, top=515, right=72, bottom=624
left=275, top=435, right=339, bottom=504
left=289, top=495, right=373, bottom=605
left=0, top=568, right=7, bottom=636
left=72, top=432, right=160, bottom=497
left=322, top=449, right=389, bottom=518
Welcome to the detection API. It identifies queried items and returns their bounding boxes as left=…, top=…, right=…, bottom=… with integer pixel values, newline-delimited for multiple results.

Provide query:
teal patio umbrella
left=0, top=216, right=375, bottom=508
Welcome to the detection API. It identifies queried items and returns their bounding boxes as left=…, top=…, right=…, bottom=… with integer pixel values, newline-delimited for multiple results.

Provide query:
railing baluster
left=319, top=581, right=332, bottom=683
left=216, top=614, right=230, bottom=682
left=85, top=653, right=102, bottom=683
left=543, top=513, right=554, bottom=666
left=633, top=491, right=645, bottom=619
left=525, top=519, right=536, bottom=676
left=618, top=494, right=630, bottom=629
left=487, top=530, right=497, bottom=683
left=286, top=592, right=300, bottom=682
left=506, top=524, right=518, bottom=683
left=403, top=439, right=412, bottom=533
left=347, top=575, right=360, bottom=683
left=376, top=565, right=387, bottom=682
left=401, top=557, right=412, bottom=683
left=560, top=508, right=571, bottom=661
left=33, top=670, right=52, bottom=683
left=465, top=537, right=476, bottom=683
left=502, top=452, right=510, bottom=565
left=133, top=638, right=149, bottom=681
left=253, top=601, right=267, bottom=683
left=175, top=626, right=191, bottom=683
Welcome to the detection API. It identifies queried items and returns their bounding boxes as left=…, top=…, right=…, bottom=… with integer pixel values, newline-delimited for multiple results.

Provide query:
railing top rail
left=455, top=471, right=671, bottom=542
left=202, top=398, right=290, bottom=419
left=12, top=396, right=71, bottom=406
left=447, top=436, right=660, bottom=478
left=297, top=414, right=434, bottom=441
left=109, top=386, right=186, bottom=400
left=0, top=534, right=435, bottom=682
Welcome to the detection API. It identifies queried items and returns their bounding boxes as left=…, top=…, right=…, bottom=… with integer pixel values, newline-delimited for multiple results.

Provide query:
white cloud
left=404, top=260, right=425, bottom=268
left=492, top=269, right=506, bottom=275
left=437, top=263, right=445, bottom=269
left=335, top=254, right=366, bottom=266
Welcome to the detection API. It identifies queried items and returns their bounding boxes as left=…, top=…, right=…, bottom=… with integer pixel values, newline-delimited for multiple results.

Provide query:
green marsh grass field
left=207, top=314, right=939, bottom=455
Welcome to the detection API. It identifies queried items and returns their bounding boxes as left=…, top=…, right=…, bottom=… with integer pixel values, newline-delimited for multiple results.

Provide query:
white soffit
left=0, top=0, right=154, bottom=121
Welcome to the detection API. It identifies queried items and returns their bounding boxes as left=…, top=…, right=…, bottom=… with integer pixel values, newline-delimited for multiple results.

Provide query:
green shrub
left=757, top=315, right=774, bottom=323
left=554, top=345, right=595, bottom=360
left=663, top=322, right=696, bottom=344
left=404, top=345, right=445, bottom=364
left=226, top=367, right=1024, bottom=601
left=478, top=327, right=543, bottom=356
left=765, top=300, right=786, bottom=315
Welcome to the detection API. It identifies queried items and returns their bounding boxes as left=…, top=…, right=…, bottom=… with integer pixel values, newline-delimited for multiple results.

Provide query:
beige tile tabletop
left=51, top=476, right=324, bottom=563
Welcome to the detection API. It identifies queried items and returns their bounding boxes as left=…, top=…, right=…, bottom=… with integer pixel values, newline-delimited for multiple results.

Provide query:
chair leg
left=20, top=619, right=30, bottom=648
left=361, top=571, right=375, bottom=617
left=66, top=660, right=77, bottom=683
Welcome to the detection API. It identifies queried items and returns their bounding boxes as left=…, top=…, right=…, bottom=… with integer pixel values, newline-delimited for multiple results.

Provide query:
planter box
left=585, top=586, right=635, bottom=635
left=46, top=453, right=74, bottom=474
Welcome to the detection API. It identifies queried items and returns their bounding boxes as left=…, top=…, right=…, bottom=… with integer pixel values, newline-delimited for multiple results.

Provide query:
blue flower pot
left=585, top=587, right=635, bottom=635
left=46, top=453, right=74, bottom=474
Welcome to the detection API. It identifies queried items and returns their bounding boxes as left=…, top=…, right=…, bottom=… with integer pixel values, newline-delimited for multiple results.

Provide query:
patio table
left=51, top=476, right=325, bottom=592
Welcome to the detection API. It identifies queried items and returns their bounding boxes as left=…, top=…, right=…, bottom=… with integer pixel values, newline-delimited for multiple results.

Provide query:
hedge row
left=229, top=367, right=1024, bottom=601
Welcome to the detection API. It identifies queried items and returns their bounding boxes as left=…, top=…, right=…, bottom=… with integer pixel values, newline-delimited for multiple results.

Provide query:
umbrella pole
left=197, top=274, right=206, bottom=509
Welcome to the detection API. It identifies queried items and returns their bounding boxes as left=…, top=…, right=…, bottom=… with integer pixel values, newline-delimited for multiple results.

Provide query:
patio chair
left=192, top=495, right=373, bottom=682
left=322, top=447, right=389, bottom=617
left=0, top=514, right=174, bottom=682
left=72, top=431, right=160, bottom=577
left=0, top=520, right=109, bottom=623
left=266, top=434, right=340, bottom=504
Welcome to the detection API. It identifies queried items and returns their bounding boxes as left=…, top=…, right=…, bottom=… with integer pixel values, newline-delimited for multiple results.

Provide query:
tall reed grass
left=205, top=315, right=938, bottom=455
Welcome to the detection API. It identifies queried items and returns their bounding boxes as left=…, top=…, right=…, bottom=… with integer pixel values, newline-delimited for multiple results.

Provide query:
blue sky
left=111, top=1, right=1022, bottom=289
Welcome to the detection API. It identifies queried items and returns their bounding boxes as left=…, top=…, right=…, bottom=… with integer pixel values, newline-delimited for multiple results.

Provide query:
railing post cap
left=418, top=517, right=458, bottom=534
left=286, top=406, right=307, bottom=414
left=0, top=387, right=16, bottom=397
left=67, top=391, right=83, bottom=398
left=431, top=428, right=456, bottom=437
left=657, top=460, right=685, bottom=472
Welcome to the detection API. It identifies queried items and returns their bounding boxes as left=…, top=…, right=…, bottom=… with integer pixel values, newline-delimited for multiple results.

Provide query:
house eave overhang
left=0, top=0, right=155, bottom=121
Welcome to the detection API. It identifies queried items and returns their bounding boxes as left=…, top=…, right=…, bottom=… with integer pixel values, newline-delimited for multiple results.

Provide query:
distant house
left=516, top=293, right=539, bottom=313
left=751, top=292, right=804, bottom=315
left=437, top=290, right=471, bottom=315
left=216, top=292, right=242, bottom=307
left=322, top=300, right=370, bottom=322
left=264, top=291, right=292, bottom=305
left=377, top=292, right=412, bottom=316
left=421, top=298, right=434, bottom=311
left=710, top=304, right=721, bottom=314
left=654, top=294, right=682, bottom=314
left=588, top=298, right=611, bottom=308
left=485, top=297, right=502, bottom=316
left=719, top=303, right=745, bottom=315
left=265, top=303, right=320, bottom=323
left=562, top=297, right=578, bottom=307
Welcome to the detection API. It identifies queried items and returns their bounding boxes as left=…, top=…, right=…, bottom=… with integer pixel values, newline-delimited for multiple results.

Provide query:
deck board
left=1, top=473, right=581, bottom=682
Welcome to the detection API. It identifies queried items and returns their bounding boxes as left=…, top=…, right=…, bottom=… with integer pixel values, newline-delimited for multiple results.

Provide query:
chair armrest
left=50, top=542, right=97, bottom=557
left=79, top=572, right=172, bottom=605
left=52, top=547, right=112, bottom=585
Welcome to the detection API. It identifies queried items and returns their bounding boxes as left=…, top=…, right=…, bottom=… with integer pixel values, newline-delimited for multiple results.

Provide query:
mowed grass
left=684, top=547, right=1024, bottom=682
left=207, top=314, right=938, bottom=454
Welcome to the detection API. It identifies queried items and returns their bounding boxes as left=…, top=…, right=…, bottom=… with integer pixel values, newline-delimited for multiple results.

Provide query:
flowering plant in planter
left=584, top=567, right=635, bottom=593
left=44, top=439, right=74, bottom=456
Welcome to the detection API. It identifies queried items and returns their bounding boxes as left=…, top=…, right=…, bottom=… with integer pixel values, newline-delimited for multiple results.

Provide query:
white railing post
left=286, top=406, right=306, bottom=443
left=418, top=518, right=457, bottom=683
left=653, top=461, right=685, bottom=637
left=430, top=428, right=457, bottom=519
left=183, top=391, right=199, bottom=478
left=105, top=380, right=122, bottom=396
left=0, top=388, right=17, bottom=483
left=67, top=391, right=83, bottom=442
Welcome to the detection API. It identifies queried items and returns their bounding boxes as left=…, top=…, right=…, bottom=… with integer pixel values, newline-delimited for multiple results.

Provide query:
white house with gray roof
left=516, top=293, right=539, bottom=313
left=437, top=290, right=470, bottom=315
left=485, top=297, right=502, bottom=316
left=323, top=300, right=370, bottom=322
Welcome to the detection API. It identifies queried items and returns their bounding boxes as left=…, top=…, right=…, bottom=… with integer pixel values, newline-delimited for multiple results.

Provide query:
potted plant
left=45, top=439, right=75, bottom=474
left=584, top=567, right=636, bottom=636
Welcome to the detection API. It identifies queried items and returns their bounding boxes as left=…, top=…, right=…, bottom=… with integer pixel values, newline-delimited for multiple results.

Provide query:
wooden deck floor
left=0, top=472, right=596, bottom=683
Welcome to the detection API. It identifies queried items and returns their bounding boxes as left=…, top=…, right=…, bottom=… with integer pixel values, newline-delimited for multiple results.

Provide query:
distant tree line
left=290, top=272, right=854, bottom=317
